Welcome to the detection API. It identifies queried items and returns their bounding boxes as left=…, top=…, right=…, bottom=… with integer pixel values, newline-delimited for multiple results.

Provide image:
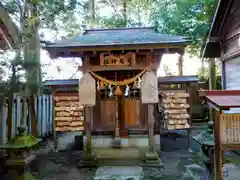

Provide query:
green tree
left=151, top=0, right=216, bottom=56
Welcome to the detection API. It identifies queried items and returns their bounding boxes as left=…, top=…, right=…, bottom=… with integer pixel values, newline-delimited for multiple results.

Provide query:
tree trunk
left=88, top=0, right=95, bottom=28
left=123, top=0, right=127, bottom=26
left=23, top=4, right=41, bottom=136
left=29, top=95, right=38, bottom=136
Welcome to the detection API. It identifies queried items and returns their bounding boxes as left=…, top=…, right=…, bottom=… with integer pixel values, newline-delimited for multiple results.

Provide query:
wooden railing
left=220, top=114, right=240, bottom=144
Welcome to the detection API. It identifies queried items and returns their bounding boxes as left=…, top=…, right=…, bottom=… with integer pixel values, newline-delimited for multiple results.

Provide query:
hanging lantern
left=115, top=86, right=122, bottom=96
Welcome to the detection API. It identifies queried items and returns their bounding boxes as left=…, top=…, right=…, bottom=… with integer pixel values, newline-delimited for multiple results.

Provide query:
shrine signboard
left=100, top=52, right=136, bottom=66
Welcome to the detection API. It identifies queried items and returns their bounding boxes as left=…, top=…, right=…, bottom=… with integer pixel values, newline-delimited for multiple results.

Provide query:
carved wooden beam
left=78, top=63, right=158, bottom=72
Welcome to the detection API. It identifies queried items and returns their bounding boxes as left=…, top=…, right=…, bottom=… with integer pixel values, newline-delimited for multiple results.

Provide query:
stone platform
left=94, top=166, right=144, bottom=180
left=93, top=147, right=163, bottom=167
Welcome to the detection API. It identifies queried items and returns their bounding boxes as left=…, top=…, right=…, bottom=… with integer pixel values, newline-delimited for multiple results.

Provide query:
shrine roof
left=45, top=27, right=191, bottom=49
left=159, top=75, right=198, bottom=84
left=44, top=79, right=79, bottom=87
left=199, top=90, right=240, bottom=110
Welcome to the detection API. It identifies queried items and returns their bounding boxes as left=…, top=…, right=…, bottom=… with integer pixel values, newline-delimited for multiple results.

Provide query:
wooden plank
left=49, top=95, right=53, bottom=133
left=38, top=96, right=42, bottom=136
left=214, top=111, right=223, bottom=180
left=12, top=97, right=16, bottom=137
left=1, top=103, right=7, bottom=144
left=52, top=91, right=57, bottom=149
left=42, top=95, right=47, bottom=136
left=100, top=99, right=116, bottom=130
left=16, top=96, right=21, bottom=129
left=46, top=96, right=50, bottom=134
left=124, top=99, right=137, bottom=126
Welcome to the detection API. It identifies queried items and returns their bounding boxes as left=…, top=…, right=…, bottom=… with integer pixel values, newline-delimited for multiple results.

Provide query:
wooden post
left=78, top=56, right=97, bottom=167
left=178, top=54, right=183, bottom=76
left=85, top=106, right=93, bottom=153
left=209, top=58, right=216, bottom=122
left=52, top=89, right=57, bottom=149
left=148, top=104, right=155, bottom=152
left=214, top=111, right=223, bottom=180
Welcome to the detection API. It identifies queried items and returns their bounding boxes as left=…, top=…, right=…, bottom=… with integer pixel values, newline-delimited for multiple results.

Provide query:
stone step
left=94, top=166, right=144, bottom=180
left=97, top=158, right=142, bottom=166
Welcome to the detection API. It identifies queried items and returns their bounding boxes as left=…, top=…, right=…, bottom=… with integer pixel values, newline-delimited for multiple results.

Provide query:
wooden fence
left=0, top=95, right=53, bottom=145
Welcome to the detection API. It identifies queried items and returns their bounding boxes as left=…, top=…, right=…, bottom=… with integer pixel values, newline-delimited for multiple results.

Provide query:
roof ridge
left=83, top=26, right=154, bottom=33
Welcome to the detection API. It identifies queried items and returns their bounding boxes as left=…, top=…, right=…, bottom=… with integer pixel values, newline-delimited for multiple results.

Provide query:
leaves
left=151, top=0, right=215, bottom=56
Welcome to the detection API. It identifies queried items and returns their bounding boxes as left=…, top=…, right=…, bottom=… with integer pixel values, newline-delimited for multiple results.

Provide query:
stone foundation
left=83, top=135, right=161, bottom=148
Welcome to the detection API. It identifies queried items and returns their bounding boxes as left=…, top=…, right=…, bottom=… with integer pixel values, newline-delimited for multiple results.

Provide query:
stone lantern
left=0, top=125, right=41, bottom=180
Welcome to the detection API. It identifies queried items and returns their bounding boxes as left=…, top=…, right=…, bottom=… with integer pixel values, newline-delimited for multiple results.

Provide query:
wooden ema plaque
left=54, top=93, right=84, bottom=132
left=160, top=90, right=190, bottom=130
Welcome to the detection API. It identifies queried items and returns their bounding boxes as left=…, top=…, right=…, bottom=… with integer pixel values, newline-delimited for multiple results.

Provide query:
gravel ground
left=6, top=131, right=239, bottom=180
left=29, top=133, right=208, bottom=180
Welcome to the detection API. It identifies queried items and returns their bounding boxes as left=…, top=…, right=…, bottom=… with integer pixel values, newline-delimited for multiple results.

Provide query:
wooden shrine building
left=201, top=0, right=240, bottom=90
left=45, top=27, right=191, bottom=162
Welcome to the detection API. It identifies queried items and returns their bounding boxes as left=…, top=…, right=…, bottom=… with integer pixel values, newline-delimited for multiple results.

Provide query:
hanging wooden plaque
left=54, top=92, right=84, bottom=132
left=100, top=52, right=136, bottom=66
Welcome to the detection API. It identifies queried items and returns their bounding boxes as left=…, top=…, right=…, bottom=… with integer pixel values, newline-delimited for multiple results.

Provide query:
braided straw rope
left=89, top=64, right=151, bottom=86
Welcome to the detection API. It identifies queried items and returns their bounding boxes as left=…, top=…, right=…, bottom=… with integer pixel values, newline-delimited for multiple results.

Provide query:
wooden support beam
left=0, top=28, right=13, bottom=49
left=214, top=111, right=223, bottom=180
left=148, top=104, right=156, bottom=152
left=178, top=54, right=183, bottom=76
left=52, top=89, right=57, bottom=149
left=78, top=63, right=158, bottom=72
left=85, top=106, right=93, bottom=152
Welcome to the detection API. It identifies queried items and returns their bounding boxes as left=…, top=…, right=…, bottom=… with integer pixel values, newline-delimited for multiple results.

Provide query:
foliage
left=197, top=60, right=222, bottom=89
left=151, top=0, right=216, bottom=56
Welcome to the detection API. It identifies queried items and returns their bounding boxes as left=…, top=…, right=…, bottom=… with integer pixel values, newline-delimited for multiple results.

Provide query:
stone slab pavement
left=27, top=132, right=240, bottom=180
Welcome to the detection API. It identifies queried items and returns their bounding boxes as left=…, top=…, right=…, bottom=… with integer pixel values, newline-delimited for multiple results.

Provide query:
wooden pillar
left=209, top=58, right=216, bottom=121
left=148, top=104, right=156, bottom=152
left=214, top=111, right=222, bottom=180
left=178, top=54, right=183, bottom=76
left=209, top=58, right=216, bottom=90
left=52, top=89, right=57, bottom=149
left=85, top=106, right=92, bottom=152
left=78, top=55, right=96, bottom=167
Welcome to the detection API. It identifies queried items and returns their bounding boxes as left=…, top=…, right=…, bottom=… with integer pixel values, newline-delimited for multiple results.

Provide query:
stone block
left=94, top=166, right=144, bottom=180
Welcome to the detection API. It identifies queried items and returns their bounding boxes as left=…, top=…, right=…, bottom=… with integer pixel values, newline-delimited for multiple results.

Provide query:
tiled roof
left=45, top=27, right=191, bottom=48
left=44, top=79, right=79, bottom=86
left=159, top=75, right=198, bottom=84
